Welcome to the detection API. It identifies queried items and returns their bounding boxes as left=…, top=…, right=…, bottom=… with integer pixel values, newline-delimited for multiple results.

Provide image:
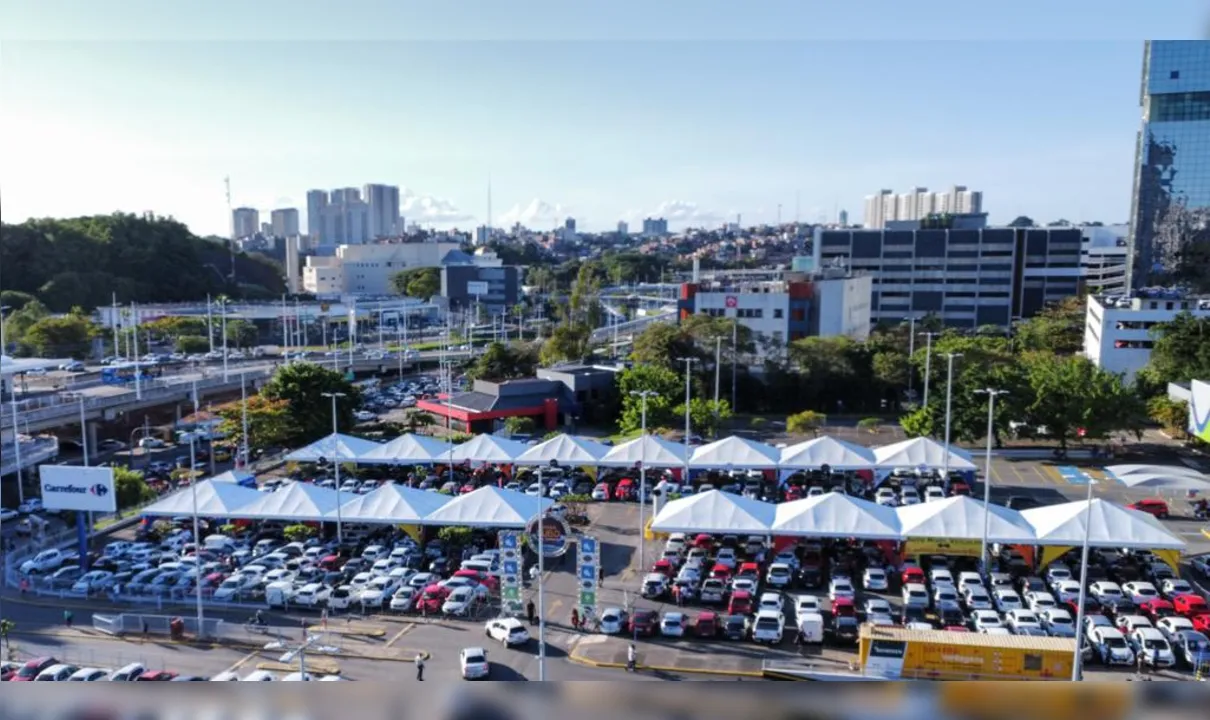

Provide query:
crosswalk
left=1055, top=466, right=1093, bottom=485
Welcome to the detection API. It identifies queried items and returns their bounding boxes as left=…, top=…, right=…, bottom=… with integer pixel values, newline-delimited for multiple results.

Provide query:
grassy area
left=606, top=428, right=644, bottom=444
left=93, top=506, right=146, bottom=531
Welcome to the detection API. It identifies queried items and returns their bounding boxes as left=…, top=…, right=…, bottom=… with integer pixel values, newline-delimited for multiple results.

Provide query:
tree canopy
left=466, top=342, right=539, bottom=382
left=617, top=364, right=682, bottom=433
left=1012, top=296, right=1086, bottom=355
left=216, top=394, right=295, bottom=454
left=0, top=214, right=285, bottom=311
left=1142, top=312, right=1210, bottom=386
left=260, top=362, right=360, bottom=443
left=391, top=267, right=441, bottom=299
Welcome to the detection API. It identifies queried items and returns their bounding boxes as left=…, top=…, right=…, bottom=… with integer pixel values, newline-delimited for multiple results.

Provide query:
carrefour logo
left=42, top=483, right=105, bottom=495
left=91, top=484, right=110, bottom=497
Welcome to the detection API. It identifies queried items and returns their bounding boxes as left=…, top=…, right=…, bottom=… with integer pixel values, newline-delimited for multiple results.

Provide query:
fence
left=90, top=612, right=226, bottom=639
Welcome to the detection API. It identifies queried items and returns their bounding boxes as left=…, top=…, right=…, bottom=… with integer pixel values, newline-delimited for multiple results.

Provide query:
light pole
left=920, top=332, right=938, bottom=408
left=941, top=352, right=963, bottom=487
left=206, top=295, right=215, bottom=355
left=322, top=392, right=346, bottom=544
left=1070, top=477, right=1095, bottom=681
left=713, top=337, right=721, bottom=439
left=628, top=390, right=658, bottom=644
left=239, top=372, right=250, bottom=469
left=905, top=316, right=917, bottom=402
left=218, top=297, right=230, bottom=382
left=676, top=357, right=698, bottom=484
left=131, top=303, right=143, bottom=400
left=188, top=392, right=205, bottom=636
left=974, top=388, right=1008, bottom=572
left=10, top=392, right=24, bottom=505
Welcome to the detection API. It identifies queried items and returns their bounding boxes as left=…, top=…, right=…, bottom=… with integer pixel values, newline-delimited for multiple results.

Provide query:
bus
left=100, top=361, right=158, bottom=385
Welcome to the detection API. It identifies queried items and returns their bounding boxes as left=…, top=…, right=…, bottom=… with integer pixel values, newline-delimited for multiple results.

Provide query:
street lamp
left=903, top=316, right=917, bottom=402
left=1070, top=477, right=1096, bottom=681
left=321, top=392, right=347, bottom=544
left=217, top=297, right=230, bottom=382
left=188, top=393, right=205, bottom=636
left=920, top=332, right=939, bottom=408
left=676, top=357, right=698, bottom=484
left=974, top=388, right=1008, bottom=571
left=628, top=390, right=658, bottom=644
left=940, top=352, right=963, bottom=487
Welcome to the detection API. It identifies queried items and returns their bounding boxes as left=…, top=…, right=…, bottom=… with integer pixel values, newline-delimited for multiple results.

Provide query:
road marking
left=546, top=598, right=564, bottom=621
left=385, top=624, right=415, bottom=648
left=222, top=651, right=261, bottom=674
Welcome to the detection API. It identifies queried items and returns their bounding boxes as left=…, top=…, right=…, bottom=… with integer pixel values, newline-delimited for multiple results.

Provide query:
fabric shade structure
left=650, top=489, right=776, bottom=534
left=422, top=485, right=553, bottom=528
left=895, top=495, right=1036, bottom=544
left=1020, top=499, right=1186, bottom=549
left=873, top=437, right=977, bottom=471
left=207, top=470, right=256, bottom=487
left=330, top=483, right=451, bottom=523
left=772, top=493, right=901, bottom=539
left=598, top=434, right=688, bottom=468
left=141, top=479, right=263, bottom=517
left=779, top=436, right=877, bottom=470
left=233, top=481, right=342, bottom=522
left=358, top=433, right=449, bottom=465
left=1113, top=471, right=1210, bottom=490
left=688, top=436, right=781, bottom=469
left=514, top=434, right=609, bottom=466
left=449, top=434, right=530, bottom=464
left=284, top=433, right=380, bottom=463
left=1107, top=464, right=1206, bottom=479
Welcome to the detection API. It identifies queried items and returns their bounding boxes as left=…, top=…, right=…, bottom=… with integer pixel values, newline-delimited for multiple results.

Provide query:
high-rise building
left=895, top=187, right=934, bottom=222
left=641, top=217, right=669, bottom=237
left=564, top=217, right=576, bottom=233
left=838, top=209, right=849, bottom=227
left=864, top=186, right=983, bottom=228
left=270, top=208, right=300, bottom=237
left=863, top=190, right=895, bottom=229
left=1126, top=40, right=1210, bottom=289
left=306, top=190, right=329, bottom=240
left=617, top=221, right=629, bottom=236
left=364, top=183, right=401, bottom=238
left=231, top=207, right=259, bottom=239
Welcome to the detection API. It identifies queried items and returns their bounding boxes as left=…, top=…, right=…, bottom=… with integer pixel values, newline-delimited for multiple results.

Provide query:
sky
left=2, top=1, right=1209, bottom=235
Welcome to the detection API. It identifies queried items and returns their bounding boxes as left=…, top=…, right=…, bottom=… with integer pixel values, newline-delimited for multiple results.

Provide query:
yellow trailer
left=859, top=624, right=1076, bottom=680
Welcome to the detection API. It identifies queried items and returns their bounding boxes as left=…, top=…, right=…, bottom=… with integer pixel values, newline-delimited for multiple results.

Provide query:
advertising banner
left=1190, top=380, right=1210, bottom=443
left=40, top=465, right=117, bottom=512
left=903, top=537, right=982, bottom=559
left=577, top=535, right=600, bottom=622
left=526, top=514, right=571, bottom=558
left=498, top=530, right=523, bottom=617
left=467, top=281, right=489, bottom=296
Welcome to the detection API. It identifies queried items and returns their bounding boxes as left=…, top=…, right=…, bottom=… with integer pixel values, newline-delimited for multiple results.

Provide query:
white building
left=864, top=186, right=983, bottom=229
left=1083, top=291, right=1210, bottom=382
left=1080, top=224, right=1129, bottom=294
left=617, top=221, right=629, bottom=236
left=302, top=241, right=463, bottom=297
left=284, top=236, right=302, bottom=294
left=364, top=183, right=401, bottom=239
left=231, top=207, right=259, bottom=239
left=863, top=190, right=895, bottom=229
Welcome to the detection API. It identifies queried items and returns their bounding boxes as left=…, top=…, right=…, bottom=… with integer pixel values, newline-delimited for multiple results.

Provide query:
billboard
left=1190, top=380, right=1210, bottom=443
left=466, top=281, right=489, bottom=296
left=40, top=465, right=117, bottom=512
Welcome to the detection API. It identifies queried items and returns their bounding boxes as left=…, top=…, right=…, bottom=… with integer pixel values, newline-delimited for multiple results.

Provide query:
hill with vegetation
left=0, top=213, right=286, bottom=312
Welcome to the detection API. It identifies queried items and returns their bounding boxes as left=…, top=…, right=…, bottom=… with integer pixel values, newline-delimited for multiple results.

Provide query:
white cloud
left=400, top=187, right=474, bottom=225
left=496, top=198, right=571, bottom=228
left=647, top=200, right=725, bottom=227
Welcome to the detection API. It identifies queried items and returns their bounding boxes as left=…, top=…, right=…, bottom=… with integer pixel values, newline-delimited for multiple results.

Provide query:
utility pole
left=921, top=332, right=939, bottom=408
left=941, top=352, right=963, bottom=487
left=713, top=337, right=721, bottom=439
left=974, top=387, right=1008, bottom=569
left=676, top=356, right=699, bottom=482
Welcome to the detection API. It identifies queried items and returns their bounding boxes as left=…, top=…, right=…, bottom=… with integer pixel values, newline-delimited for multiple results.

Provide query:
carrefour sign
left=39, top=466, right=117, bottom=512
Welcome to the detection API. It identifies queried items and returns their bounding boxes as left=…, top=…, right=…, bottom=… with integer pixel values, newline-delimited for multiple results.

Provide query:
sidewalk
left=569, top=635, right=763, bottom=677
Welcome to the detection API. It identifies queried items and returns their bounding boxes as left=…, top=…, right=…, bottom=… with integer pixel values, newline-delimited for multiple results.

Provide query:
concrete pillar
left=175, top=403, right=183, bottom=423
left=87, top=421, right=98, bottom=456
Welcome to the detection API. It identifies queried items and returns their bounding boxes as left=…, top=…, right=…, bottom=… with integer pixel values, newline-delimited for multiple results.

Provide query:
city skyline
left=2, top=2, right=1208, bottom=236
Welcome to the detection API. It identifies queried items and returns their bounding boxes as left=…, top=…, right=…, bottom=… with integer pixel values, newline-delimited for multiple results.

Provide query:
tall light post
left=239, top=371, right=250, bottom=469
left=628, top=390, right=658, bottom=644
left=920, top=332, right=939, bottom=408
left=206, top=295, right=215, bottom=355
left=217, top=297, right=230, bottom=382
left=321, top=392, right=346, bottom=544
left=676, top=357, right=698, bottom=484
left=10, top=392, right=24, bottom=505
left=1070, top=477, right=1096, bottom=681
left=904, top=316, right=917, bottom=402
left=131, top=303, right=143, bottom=400
left=940, top=352, right=963, bottom=487
left=974, top=388, right=1008, bottom=571
left=188, top=392, right=205, bottom=635
left=712, top=337, right=722, bottom=439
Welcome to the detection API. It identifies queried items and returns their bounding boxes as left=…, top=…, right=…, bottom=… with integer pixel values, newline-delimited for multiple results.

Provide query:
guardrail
left=1, top=436, right=60, bottom=476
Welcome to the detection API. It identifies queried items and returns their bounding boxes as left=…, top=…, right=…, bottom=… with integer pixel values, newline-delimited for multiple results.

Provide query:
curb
left=567, top=646, right=763, bottom=678
left=1202, top=529, right=1210, bottom=541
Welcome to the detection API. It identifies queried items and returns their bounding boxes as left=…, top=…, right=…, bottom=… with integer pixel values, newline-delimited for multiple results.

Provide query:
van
left=203, top=535, right=236, bottom=554
left=460, top=560, right=496, bottom=577
left=797, top=612, right=825, bottom=643
left=265, top=581, right=295, bottom=608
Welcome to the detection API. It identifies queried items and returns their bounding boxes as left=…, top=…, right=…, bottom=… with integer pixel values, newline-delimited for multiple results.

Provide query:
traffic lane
left=7, top=629, right=256, bottom=678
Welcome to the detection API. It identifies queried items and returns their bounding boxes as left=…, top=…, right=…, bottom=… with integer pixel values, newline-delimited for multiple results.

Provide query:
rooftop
left=1092, top=288, right=1210, bottom=311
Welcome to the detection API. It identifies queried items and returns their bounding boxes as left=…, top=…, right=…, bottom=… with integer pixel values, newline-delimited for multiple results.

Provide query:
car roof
left=462, top=646, right=487, bottom=655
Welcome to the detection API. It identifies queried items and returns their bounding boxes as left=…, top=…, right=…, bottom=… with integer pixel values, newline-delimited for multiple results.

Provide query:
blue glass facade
left=1128, top=41, right=1210, bottom=289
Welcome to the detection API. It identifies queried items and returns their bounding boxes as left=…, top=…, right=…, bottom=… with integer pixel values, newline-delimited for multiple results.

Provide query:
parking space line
left=222, top=651, right=261, bottom=675
left=385, top=624, right=415, bottom=648
left=1037, top=464, right=1063, bottom=485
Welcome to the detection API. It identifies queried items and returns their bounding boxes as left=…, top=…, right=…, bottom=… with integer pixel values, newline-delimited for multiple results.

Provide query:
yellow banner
left=1038, top=546, right=1074, bottom=570
left=397, top=524, right=423, bottom=544
left=1154, top=549, right=1181, bottom=575
left=904, top=537, right=983, bottom=558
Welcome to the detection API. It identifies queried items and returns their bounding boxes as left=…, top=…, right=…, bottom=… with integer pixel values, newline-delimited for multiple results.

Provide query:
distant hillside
left=0, top=213, right=286, bottom=311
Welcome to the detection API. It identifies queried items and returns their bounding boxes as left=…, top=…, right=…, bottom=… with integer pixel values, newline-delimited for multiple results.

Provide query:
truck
left=858, top=624, right=1075, bottom=680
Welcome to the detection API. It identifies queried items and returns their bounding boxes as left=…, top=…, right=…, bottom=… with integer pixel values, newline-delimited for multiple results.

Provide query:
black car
left=796, top=567, right=822, bottom=589
left=901, top=605, right=927, bottom=626
left=1003, top=496, right=1040, bottom=511
left=937, top=604, right=966, bottom=628
left=721, top=614, right=748, bottom=640
left=1017, top=576, right=1046, bottom=596
left=827, top=617, right=859, bottom=646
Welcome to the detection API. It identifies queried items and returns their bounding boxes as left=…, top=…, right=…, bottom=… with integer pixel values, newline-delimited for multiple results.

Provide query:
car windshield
left=509, top=627, right=526, bottom=636
left=464, top=654, right=486, bottom=665
left=17, top=664, right=44, bottom=679
left=1051, top=616, right=1072, bottom=625
left=1105, top=637, right=1127, bottom=648
left=1144, top=639, right=1168, bottom=650
left=756, top=618, right=779, bottom=630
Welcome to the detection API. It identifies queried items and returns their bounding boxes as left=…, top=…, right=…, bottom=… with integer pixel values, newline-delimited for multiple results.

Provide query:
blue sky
left=2, top=1, right=1209, bottom=234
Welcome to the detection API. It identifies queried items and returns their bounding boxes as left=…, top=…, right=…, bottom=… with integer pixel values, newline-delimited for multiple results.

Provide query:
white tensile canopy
left=1020, top=499, right=1186, bottom=549
left=873, top=437, right=978, bottom=471
left=650, top=489, right=776, bottom=534
left=688, top=436, right=781, bottom=469
left=422, top=485, right=553, bottom=528
left=284, top=433, right=380, bottom=463
left=330, top=483, right=451, bottom=524
left=358, top=433, right=450, bottom=465
left=772, top=493, right=902, bottom=539
left=1107, top=463, right=1206, bottom=478
left=895, top=495, right=1036, bottom=543
left=779, top=436, right=877, bottom=470
left=234, top=481, right=342, bottom=521
left=598, top=434, right=688, bottom=468
left=208, top=470, right=255, bottom=485
left=514, top=434, right=609, bottom=466
left=141, top=479, right=263, bottom=517
left=449, top=434, right=530, bottom=464
left=1114, top=471, right=1210, bottom=490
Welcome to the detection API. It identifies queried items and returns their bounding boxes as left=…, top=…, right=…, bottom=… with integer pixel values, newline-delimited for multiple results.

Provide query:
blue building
left=1127, top=41, right=1210, bottom=289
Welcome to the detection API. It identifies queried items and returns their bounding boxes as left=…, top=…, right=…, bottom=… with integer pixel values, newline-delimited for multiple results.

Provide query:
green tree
left=1013, top=296, right=1086, bottom=355
left=787, top=410, right=827, bottom=437
left=1008, top=216, right=1036, bottom=228
left=1017, top=352, right=1146, bottom=452
left=539, top=323, right=592, bottom=366
left=857, top=417, right=881, bottom=434
left=1147, top=396, right=1189, bottom=439
left=1143, top=313, right=1210, bottom=386
left=617, top=364, right=682, bottom=432
left=216, top=394, right=295, bottom=452
left=437, top=526, right=474, bottom=548
left=283, top=524, right=316, bottom=543
left=21, top=312, right=97, bottom=358
left=391, top=267, right=441, bottom=299
left=261, top=362, right=360, bottom=443
left=677, top=397, right=731, bottom=437
left=114, top=466, right=157, bottom=510
left=175, top=335, right=210, bottom=354
left=466, top=342, right=539, bottom=382
left=630, top=323, right=695, bottom=370
left=503, top=416, right=536, bottom=436
left=224, top=319, right=258, bottom=348
left=0, top=617, right=13, bottom=658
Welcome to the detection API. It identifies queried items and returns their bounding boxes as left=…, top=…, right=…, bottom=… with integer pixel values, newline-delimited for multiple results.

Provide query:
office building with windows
left=364, top=183, right=401, bottom=239
left=863, top=186, right=983, bottom=229
left=1083, top=289, right=1210, bottom=382
left=270, top=208, right=300, bottom=237
left=1127, top=40, right=1210, bottom=289
left=231, top=207, right=259, bottom=239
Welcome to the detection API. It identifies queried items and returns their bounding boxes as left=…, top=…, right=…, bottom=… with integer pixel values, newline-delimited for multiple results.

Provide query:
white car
left=1129, top=627, right=1176, bottom=668
left=1051, top=580, right=1082, bottom=605
left=68, top=667, right=111, bottom=682
left=326, top=585, right=356, bottom=610
left=442, top=586, right=476, bottom=616
left=241, top=670, right=278, bottom=682
left=963, top=587, right=993, bottom=611
left=72, top=570, right=115, bottom=594
left=793, top=595, right=822, bottom=617
left=902, top=584, right=930, bottom=608
left=1024, top=591, right=1057, bottom=613
left=874, top=488, right=898, bottom=506
left=828, top=578, right=854, bottom=601
left=459, top=647, right=490, bottom=680
left=957, top=571, right=984, bottom=593
left=970, top=609, right=1003, bottom=632
left=924, top=486, right=946, bottom=503
left=765, top=563, right=793, bottom=588
left=751, top=609, right=785, bottom=644
left=1155, top=616, right=1194, bottom=641
left=1039, top=608, right=1076, bottom=638
left=485, top=617, right=530, bottom=647
left=599, top=607, right=627, bottom=635
left=660, top=612, right=687, bottom=638
left=36, top=664, right=79, bottom=682
left=591, top=483, right=609, bottom=501
left=1005, top=609, right=1043, bottom=634
left=864, top=598, right=893, bottom=618
left=1160, top=578, right=1195, bottom=599
left=1090, top=581, right=1125, bottom=606
left=899, top=488, right=921, bottom=506
left=1121, top=581, right=1160, bottom=605
left=992, top=589, right=1024, bottom=614
left=714, top=547, right=737, bottom=570
left=862, top=568, right=888, bottom=591
left=929, top=568, right=955, bottom=589
left=389, top=586, right=417, bottom=612
left=357, top=576, right=399, bottom=607
left=1091, top=627, right=1135, bottom=666
left=0, top=508, right=18, bottom=522
left=758, top=591, right=784, bottom=614
left=933, top=586, right=960, bottom=609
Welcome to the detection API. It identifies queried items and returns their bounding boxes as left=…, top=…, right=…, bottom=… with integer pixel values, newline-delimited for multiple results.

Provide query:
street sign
left=39, top=466, right=116, bottom=512
left=579, top=591, right=597, bottom=606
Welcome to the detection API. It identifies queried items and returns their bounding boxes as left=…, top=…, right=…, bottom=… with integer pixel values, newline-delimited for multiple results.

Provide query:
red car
left=1066, top=596, right=1102, bottom=617
left=784, top=486, right=805, bottom=501
left=629, top=609, right=659, bottom=637
left=1126, top=498, right=1169, bottom=519
left=1174, top=594, right=1208, bottom=617
left=453, top=569, right=498, bottom=593
left=902, top=566, right=926, bottom=586
left=9, top=657, right=58, bottom=682
left=614, top=479, right=635, bottom=501
left=1139, top=598, right=1176, bottom=622
left=728, top=590, right=753, bottom=615
left=694, top=611, right=719, bottom=637
left=652, top=559, right=676, bottom=579
left=945, top=626, right=971, bottom=632
left=136, top=671, right=178, bottom=681
left=949, top=481, right=971, bottom=496
left=692, top=534, right=713, bottom=550
left=736, top=562, right=761, bottom=582
left=709, top=563, right=732, bottom=582
left=416, top=584, right=449, bottom=614
left=832, top=596, right=856, bottom=618
left=1191, top=614, right=1210, bottom=634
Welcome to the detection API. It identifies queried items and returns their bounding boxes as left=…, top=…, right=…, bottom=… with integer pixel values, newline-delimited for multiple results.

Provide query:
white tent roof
left=514, top=434, right=609, bottom=466
left=873, top=437, right=977, bottom=471
left=688, top=436, right=781, bottom=469
left=779, top=436, right=877, bottom=470
left=359, top=433, right=450, bottom=465
left=772, top=493, right=901, bottom=539
left=284, top=433, right=380, bottom=462
left=1115, top=471, right=1210, bottom=490
left=422, top=485, right=552, bottom=528
left=331, top=483, right=451, bottom=523
left=1021, top=499, right=1186, bottom=549
left=598, top=434, right=688, bottom=468
left=449, top=434, right=530, bottom=464
left=141, top=480, right=263, bottom=517
left=650, top=490, right=776, bottom=534
left=234, top=481, right=342, bottom=521
left=208, top=470, right=255, bottom=485
left=895, top=495, right=1036, bottom=543
left=1107, top=464, right=1205, bottom=478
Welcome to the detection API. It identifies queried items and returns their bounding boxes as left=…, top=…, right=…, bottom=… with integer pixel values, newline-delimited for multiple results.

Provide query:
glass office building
left=1127, top=41, right=1210, bottom=289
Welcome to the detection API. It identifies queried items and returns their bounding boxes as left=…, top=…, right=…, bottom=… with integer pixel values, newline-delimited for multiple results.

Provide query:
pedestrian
left=676, top=585, right=685, bottom=607
left=415, top=653, right=425, bottom=681
left=527, top=600, right=536, bottom=625
left=598, top=566, right=604, bottom=583
left=19, top=578, right=28, bottom=595
left=571, top=608, right=580, bottom=631
left=627, top=642, right=637, bottom=673
left=142, top=620, right=149, bottom=638
left=64, top=609, right=74, bottom=628
left=1137, top=652, right=1146, bottom=677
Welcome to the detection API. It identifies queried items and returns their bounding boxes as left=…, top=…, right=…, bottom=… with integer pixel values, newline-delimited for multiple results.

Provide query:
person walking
left=415, top=653, right=425, bottom=681
left=570, top=608, right=580, bottom=632
left=527, top=600, right=536, bottom=625
left=626, top=642, right=637, bottom=673
left=63, top=609, right=74, bottom=628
